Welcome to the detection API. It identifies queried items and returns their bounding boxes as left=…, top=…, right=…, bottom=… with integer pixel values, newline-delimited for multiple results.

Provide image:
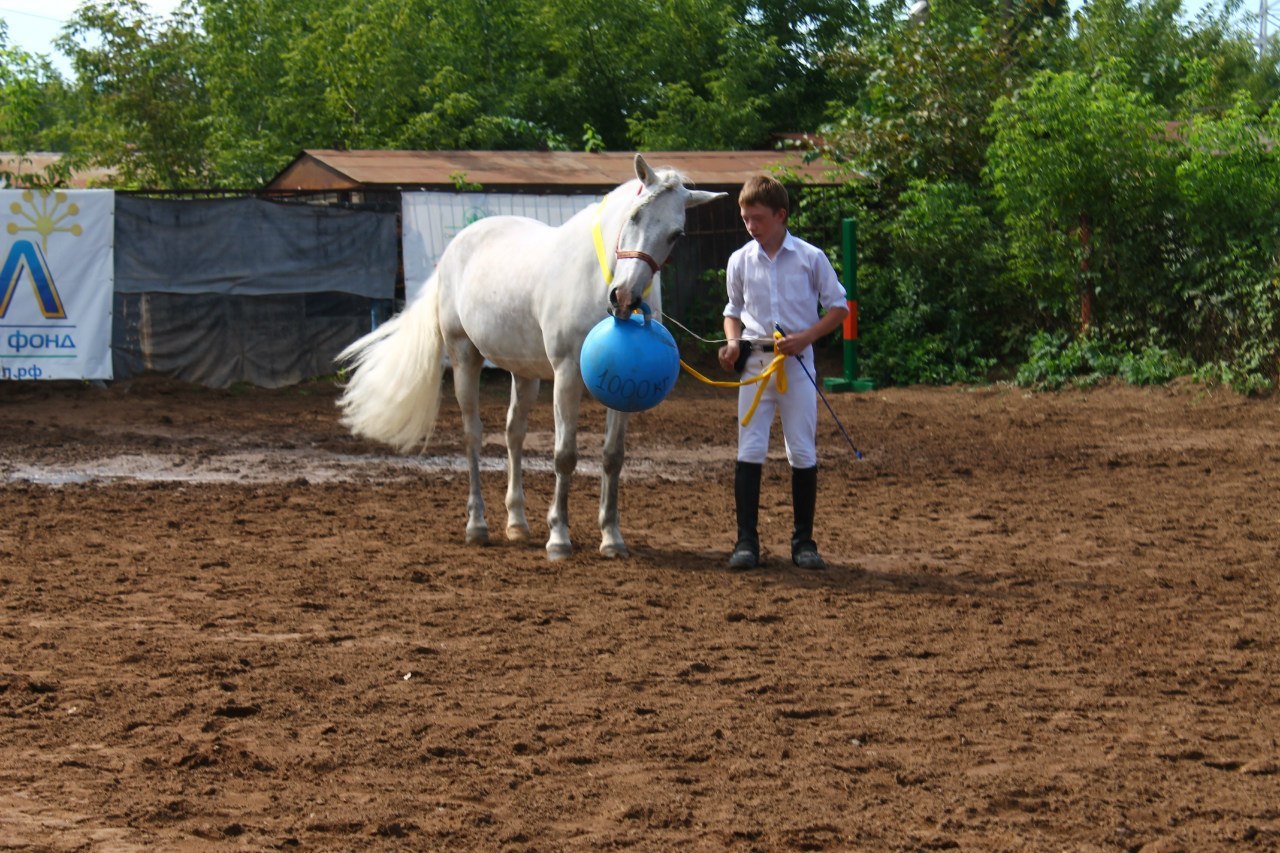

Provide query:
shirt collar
left=749, top=229, right=795, bottom=260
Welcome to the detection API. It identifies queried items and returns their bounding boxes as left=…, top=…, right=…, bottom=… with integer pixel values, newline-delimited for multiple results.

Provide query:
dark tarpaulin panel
left=114, top=196, right=396, bottom=299
left=110, top=195, right=397, bottom=388
left=112, top=292, right=381, bottom=389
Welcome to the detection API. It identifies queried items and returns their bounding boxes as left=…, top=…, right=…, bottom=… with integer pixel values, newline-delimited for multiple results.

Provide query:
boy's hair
left=739, top=175, right=789, bottom=215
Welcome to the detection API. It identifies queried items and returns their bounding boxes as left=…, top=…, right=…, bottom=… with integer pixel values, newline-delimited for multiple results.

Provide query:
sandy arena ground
left=1, top=371, right=1278, bottom=851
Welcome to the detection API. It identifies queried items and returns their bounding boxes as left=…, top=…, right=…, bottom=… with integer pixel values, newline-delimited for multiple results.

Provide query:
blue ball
left=580, top=309, right=681, bottom=412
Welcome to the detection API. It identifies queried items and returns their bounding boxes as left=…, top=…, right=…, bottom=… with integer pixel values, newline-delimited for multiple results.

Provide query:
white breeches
left=736, top=349, right=818, bottom=468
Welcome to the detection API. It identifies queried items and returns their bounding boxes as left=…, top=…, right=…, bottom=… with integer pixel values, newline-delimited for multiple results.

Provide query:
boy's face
left=740, top=203, right=787, bottom=247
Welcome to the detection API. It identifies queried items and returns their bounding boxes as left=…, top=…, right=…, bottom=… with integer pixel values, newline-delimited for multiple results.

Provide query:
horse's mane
left=631, top=167, right=693, bottom=213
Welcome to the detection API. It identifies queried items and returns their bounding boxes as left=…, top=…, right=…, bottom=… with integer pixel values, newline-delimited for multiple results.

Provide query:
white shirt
left=723, top=231, right=846, bottom=346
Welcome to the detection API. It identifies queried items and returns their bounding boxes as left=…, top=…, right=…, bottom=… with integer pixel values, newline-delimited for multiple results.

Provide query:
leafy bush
left=1164, top=96, right=1280, bottom=391
left=1118, top=344, right=1195, bottom=386
left=1170, top=246, right=1280, bottom=393
left=1015, top=330, right=1193, bottom=389
left=1192, top=360, right=1275, bottom=395
left=860, top=269, right=998, bottom=385
left=854, top=181, right=1007, bottom=385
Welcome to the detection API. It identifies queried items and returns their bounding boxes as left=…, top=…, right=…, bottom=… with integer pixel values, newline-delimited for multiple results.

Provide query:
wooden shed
left=265, top=149, right=850, bottom=325
left=266, top=149, right=842, bottom=194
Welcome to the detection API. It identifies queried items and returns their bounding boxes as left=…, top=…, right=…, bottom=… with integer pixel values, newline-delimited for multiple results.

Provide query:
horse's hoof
left=599, top=544, right=629, bottom=559
left=507, top=524, right=531, bottom=542
left=546, top=544, right=573, bottom=561
left=466, top=526, right=490, bottom=546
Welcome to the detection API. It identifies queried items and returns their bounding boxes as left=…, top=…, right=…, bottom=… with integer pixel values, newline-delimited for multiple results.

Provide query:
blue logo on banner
left=0, top=239, right=66, bottom=319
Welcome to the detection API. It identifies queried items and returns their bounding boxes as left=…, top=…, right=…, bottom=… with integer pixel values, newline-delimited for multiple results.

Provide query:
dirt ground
left=1, top=370, right=1278, bottom=852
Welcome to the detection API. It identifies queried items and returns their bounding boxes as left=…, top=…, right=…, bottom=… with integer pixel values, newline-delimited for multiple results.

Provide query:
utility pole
left=1260, top=0, right=1280, bottom=60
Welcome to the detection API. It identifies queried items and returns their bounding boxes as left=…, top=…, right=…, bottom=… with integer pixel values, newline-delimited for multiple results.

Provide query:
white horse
left=336, top=154, right=725, bottom=560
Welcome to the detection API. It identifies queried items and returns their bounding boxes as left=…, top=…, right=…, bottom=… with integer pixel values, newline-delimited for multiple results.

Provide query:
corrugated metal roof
left=266, top=149, right=845, bottom=191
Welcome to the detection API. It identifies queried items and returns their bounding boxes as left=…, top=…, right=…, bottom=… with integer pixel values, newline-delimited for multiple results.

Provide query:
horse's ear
left=686, top=189, right=728, bottom=209
left=634, top=153, right=658, bottom=188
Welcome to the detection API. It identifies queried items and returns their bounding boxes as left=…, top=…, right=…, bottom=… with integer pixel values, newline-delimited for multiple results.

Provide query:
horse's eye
left=670, top=230, right=684, bottom=243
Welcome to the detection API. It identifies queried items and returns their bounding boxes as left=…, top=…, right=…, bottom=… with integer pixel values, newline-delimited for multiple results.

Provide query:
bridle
left=591, top=190, right=663, bottom=305
left=615, top=245, right=662, bottom=277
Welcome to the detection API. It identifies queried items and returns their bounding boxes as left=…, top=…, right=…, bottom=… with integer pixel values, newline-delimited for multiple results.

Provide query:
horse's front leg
left=599, top=407, right=629, bottom=558
left=450, top=345, right=489, bottom=545
left=505, top=375, right=540, bottom=541
left=546, top=365, right=583, bottom=561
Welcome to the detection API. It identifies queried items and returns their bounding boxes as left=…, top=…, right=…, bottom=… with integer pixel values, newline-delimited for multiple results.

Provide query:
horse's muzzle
left=608, top=286, right=642, bottom=317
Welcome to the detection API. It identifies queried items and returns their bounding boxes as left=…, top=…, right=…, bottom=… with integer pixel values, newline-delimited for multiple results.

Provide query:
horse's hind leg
left=599, top=408, right=629, bottom=558
left=450, top=342, right=489, bottom=545
left=504, top=375, right=540, bottom=541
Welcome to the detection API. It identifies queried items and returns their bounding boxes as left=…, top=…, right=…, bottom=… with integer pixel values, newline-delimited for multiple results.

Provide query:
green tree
left=1168, top=93, right=1280, bottom=389
left=823, top=1, right=1067, bottom=192
left=1072, top=0, right=1190, bottom=106
left=533, top=0, right=747, bottom=148
left=30, top=0, right=889, bottom=184
left=1, top=23, right=73, bottom=156
left=536, top=0, right=876, bottom=150
left=735, top=0, right=878, bottom=135
left=626, top=22, right=782, bottom=149
left=800, top=1, right=1064, bottom=383
left=393, top=0, right=566, bottom=149
left=1177, top=1, right=1280, bottom=113
left=56, top=0, right=212, bottom=188
left=985, top=67, right=1174, bottom=335
left=1071, top=0, right=1279, bottom=112
left=198, top=0, right=336, bottom=185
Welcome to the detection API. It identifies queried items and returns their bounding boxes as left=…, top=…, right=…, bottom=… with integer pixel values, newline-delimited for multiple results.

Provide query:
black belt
left=734, top=340, right=774, bottom=373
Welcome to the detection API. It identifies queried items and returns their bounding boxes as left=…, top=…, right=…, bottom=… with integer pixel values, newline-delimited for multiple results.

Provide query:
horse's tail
left=336, top=275, right=445, bottom=453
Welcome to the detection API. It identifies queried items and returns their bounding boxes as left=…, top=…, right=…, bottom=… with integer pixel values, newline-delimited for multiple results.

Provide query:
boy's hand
left=718, top=341, right=741, bottom=372
left=776, top=307, right=848, bottom=357
left=775, top=331, right=813, bottom=357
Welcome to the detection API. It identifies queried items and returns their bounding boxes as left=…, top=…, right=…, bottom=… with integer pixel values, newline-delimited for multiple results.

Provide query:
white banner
left=1, top=190, right=114, bottom=380
left=401, top=191, right=596, bottom=304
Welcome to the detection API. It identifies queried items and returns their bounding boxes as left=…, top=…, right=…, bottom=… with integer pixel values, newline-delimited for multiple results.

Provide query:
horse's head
left=607, top=154, right=726, bottom=318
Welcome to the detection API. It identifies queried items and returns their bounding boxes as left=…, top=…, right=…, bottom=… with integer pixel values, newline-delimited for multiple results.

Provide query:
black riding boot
left=791, top=465, right=825, bottom=569
left=729, top=461, right=762, bottom=569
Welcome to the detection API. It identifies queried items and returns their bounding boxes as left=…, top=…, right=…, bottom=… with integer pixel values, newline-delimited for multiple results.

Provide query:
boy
left=717, top=175, right=848, bottom=570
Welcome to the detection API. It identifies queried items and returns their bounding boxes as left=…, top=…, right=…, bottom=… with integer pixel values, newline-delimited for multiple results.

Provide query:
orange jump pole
left=823, top=218, right=874, bottom=393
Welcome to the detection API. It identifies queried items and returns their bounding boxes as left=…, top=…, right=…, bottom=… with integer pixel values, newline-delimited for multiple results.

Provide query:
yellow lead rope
left=677, top=331, right=788, bottom=427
